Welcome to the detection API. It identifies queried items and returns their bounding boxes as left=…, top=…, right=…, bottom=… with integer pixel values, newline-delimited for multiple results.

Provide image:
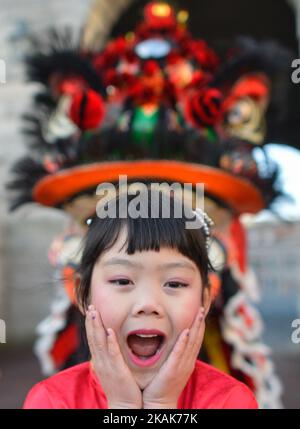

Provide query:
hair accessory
left=193, top=208, right=214, bottom=250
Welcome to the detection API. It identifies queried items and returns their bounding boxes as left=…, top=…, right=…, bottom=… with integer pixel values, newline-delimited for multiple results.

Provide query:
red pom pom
left=185, top=88, right=223, bottom=128
left=144, top=2, right=176, bottom=29
left=143, top=60, right=160, bottom=75
left=112, top=37, right=127, bottom=55
left=166, top=51, right=182, bottom=66
left=69, top=89, right=105, bottom=131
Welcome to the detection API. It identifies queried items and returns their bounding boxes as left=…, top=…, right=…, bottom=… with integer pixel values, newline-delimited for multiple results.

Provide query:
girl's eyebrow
left=102, top=258, right=195, bottom=272
left=158, top=262, right=196, bottom=272
left=102, top=257, right=143, bottom=268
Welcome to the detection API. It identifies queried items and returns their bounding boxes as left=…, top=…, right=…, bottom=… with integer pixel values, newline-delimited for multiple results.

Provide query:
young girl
left=23, top=189, right=258, bottom=409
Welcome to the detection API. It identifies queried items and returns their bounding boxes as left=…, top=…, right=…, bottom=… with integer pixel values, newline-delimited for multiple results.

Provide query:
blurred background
left=0, top=0, right=300, bottom=409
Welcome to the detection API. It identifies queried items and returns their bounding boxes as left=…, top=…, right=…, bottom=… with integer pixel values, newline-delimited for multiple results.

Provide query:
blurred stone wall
left=0, top=0, right=92, bottom=343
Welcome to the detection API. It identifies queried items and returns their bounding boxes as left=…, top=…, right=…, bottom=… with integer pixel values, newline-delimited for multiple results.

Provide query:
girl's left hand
left=142, top=306, right=206, bottom=409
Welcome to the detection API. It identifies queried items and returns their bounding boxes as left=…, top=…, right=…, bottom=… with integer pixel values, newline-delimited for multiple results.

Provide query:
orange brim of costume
left=32, top=160, right=265, bottom=214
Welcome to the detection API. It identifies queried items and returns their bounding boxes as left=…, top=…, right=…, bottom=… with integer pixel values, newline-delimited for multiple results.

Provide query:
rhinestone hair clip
left=193, top=208, right=214, bottom=250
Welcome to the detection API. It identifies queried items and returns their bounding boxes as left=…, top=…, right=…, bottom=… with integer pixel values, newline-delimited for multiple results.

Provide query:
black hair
left=77, top=187, right=213, bottom=310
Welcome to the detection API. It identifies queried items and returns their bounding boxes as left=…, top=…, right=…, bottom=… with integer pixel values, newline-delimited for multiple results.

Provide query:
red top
left=23, top=360, right=258, bottom=409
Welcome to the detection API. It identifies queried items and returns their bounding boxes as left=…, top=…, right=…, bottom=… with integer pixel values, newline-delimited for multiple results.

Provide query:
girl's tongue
left=127, top=334, right=162, bottom=357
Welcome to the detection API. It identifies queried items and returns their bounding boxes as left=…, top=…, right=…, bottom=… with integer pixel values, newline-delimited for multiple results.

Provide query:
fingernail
left=88, top=305, right=95, bottom=311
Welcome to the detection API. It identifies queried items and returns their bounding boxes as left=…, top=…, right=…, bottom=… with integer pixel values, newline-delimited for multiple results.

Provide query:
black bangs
left=126, top=216, right=188, bottom=253
left=125, top=215, right=207, bottom=270
left=77, top=189, right=211, bottom=309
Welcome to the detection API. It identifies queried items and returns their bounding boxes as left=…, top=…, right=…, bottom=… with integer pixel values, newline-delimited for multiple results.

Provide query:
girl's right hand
left=85, top=305, right=142, bottom=409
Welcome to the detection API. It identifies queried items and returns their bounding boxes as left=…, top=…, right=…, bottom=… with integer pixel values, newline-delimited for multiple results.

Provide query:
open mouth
left=126, top=331, right=165, bottom=364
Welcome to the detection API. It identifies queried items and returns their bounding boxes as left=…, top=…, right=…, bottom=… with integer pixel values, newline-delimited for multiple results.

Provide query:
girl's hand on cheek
left=86, top=305, right=142, bottom=409
left=142, top=306, right=206, bottom=409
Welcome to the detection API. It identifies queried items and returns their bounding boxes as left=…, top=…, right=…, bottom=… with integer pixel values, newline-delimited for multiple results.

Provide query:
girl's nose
left=132, top=290, right=165, bottom=318
left=135, top=305, right=161, bottom=317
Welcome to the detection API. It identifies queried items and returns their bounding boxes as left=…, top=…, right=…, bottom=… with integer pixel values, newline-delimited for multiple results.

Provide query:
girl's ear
left=203, top=286, right=212, bottom=318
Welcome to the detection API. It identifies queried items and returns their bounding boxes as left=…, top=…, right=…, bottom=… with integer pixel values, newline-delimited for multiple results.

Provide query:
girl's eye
left=109, top=278, right=132, bottom=286
left=165, top=281, right=188, bottom=289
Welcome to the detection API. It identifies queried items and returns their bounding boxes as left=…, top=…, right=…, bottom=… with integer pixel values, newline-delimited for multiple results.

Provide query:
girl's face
left=90, top=227, right=210, bottom=389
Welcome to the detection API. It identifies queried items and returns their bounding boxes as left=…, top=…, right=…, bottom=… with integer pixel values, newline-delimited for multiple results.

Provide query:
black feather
left=6, top=157, right=49, bottom=211
left=26, top=27, right=105, bottom=96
